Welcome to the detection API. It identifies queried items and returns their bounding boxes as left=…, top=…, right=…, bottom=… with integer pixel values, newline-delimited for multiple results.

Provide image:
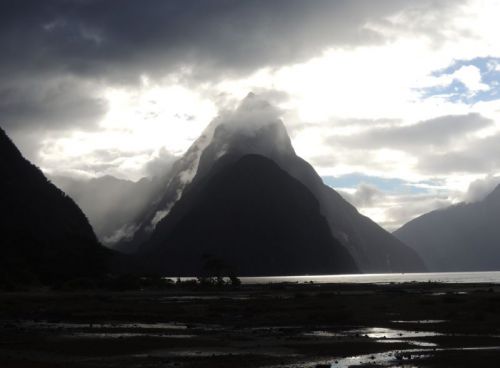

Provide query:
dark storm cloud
left=0, top=0, right=466, bottom=157
left=0, top=77, right=106, bottom=131
left=0, top=0, right=464, bottom=84
left=326, top=113, right=493, bottom=152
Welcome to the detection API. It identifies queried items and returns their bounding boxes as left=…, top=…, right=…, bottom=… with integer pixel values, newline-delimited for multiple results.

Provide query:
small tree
left=200, top=254, right=240, bottom=288
left=229, top=274, right=241, bottom=287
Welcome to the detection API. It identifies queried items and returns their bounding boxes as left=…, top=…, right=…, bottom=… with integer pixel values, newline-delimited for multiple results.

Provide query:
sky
left=2, top=0, right=500, bottom=230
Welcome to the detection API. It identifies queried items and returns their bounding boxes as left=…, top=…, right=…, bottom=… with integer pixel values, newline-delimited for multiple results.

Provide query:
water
left=304, top=327, right=442, bottom=339
left=341, top=327, right=442, bottom=339
left=391, top=320, right=447, bottom=324
left=297, top=346, right=500, bottom=368
left=304, top=327, right=442, bottom=349
left=272, top=346, right=500, bottom=368
left=19, top=321, right=188, bottom=330
left=239, top=271, right=500, bottom=284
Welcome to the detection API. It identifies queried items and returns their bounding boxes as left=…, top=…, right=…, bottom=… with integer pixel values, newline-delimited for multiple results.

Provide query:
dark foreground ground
left=1, top=282, right=500, bottom=367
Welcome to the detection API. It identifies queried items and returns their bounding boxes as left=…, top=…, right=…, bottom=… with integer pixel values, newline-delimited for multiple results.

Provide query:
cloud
left=0, top=0, right=470, bottom=171
left=463, top=175, right=500, bottom=202
left=40, top=145, right=155, bottom=180
left=51, top=174, right=165, bottom=244
left=0, top=0, right=466, bottom=127
left=0, top=77, right=106, bottom=131
left=335, top=180, right=452, bottom=231
left=385, top=194, right=452, bottom=230
left=310, top=155, right=337, bottom=168
left=450, top=65, right=489, bottom=93
left=217, top=93, right=283, bottom=135
left=420, top=57, right=500, bottom=103
left=327, top=113, right=493, bottom=152
left=103, top=224, right=139, bottom=245
left=339, top=183, right=384, bottom=208
left=2, top=0, right=496, bottom=235
left=418, top=133, right=500, bottom=174
left=144, top=147, right=177, bottom=178
left=0, top=0, right=464, bottom=84
left=324, top=173, right=430, bottom=194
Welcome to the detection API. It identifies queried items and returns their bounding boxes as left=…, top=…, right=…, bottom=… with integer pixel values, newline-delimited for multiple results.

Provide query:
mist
left=51, top=173, right=170, bottom=247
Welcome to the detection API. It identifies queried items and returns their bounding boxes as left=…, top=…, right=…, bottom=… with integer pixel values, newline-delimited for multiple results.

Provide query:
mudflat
left=1, top=282, right=500, bottom=367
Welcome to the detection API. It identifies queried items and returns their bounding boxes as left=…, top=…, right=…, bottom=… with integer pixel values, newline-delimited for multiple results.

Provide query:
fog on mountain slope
left=394, top=184, right=500, bottom=271
left=51, top=174, right=168, bottom=251
left=121, top=94, right=425, bottom=274
left=463, top=175, right=500, bottom=203
left=0, top=128, right=108, bottom=286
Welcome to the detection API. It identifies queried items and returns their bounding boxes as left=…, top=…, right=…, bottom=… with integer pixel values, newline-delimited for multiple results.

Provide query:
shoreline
left=169, top=270, right=500, bottom=285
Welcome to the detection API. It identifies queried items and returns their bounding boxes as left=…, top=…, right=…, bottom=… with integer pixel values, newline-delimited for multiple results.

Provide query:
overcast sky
left=2, top=0, right=500, bottom=230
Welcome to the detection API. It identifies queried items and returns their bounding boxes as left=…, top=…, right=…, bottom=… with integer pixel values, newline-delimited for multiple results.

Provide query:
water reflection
left=391, top=320, right=447, bottom=324
left=238, top=271, right=500, bottom=284
left=19, top=320, right=188, bottom=330
left=304, top=327, right=442, bottom=339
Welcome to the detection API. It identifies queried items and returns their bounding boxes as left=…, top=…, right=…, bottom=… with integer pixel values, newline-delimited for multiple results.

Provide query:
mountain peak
left=218, top=92, right=284, bottom=137
left=120, top=95, right=295, bottom=247
left=139, top=153, right=358, bottom=276
left=121, top=95, right=424, bottom=274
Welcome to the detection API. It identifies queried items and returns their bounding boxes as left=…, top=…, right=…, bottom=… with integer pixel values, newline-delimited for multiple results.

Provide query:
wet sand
left=1, top=282, right=500, bottom=367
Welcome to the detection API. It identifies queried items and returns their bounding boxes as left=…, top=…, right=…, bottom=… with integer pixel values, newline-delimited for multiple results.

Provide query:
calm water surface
left=240, top=271, right=500, bottom=284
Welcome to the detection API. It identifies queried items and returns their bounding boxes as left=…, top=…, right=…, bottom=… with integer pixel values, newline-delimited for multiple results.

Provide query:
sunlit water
left=13, top=319, right=500, bottom=367
left=239, top=271, right=500, bottom=284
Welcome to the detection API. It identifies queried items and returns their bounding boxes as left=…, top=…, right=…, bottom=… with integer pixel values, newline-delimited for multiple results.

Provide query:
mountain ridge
left=138, top=153, right=359, bottom=276
left=0, top=127, right=109, bottom=285
left=394, top=184, right=500, bottom=271
left=125, top=94, right=425, bottom=273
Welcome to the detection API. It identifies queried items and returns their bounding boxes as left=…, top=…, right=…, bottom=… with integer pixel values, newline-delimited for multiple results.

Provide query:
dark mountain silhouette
left=126, top=94, right=424, bottom=273
left=51, top=174, right=166, bottom=252
left=139, top=154, right=358, bottom=276
left=394, top=185, right=500, bottom=271
left=0, top=128, right=108, bottom=285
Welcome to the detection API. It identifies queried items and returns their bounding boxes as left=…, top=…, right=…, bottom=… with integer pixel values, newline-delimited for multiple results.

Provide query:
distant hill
left=0, top=128, right=108, bottom=285
left=394, top=185, right=500, bottom=271
left=52, top=174, right=165, bottom=252
left=126, top=94, right=424, bottom=274
left=139, top=154, right=358, bottom=276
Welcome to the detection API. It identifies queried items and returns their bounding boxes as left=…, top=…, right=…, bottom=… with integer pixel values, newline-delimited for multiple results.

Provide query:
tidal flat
left=1, top=282, right=500, bottom=367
